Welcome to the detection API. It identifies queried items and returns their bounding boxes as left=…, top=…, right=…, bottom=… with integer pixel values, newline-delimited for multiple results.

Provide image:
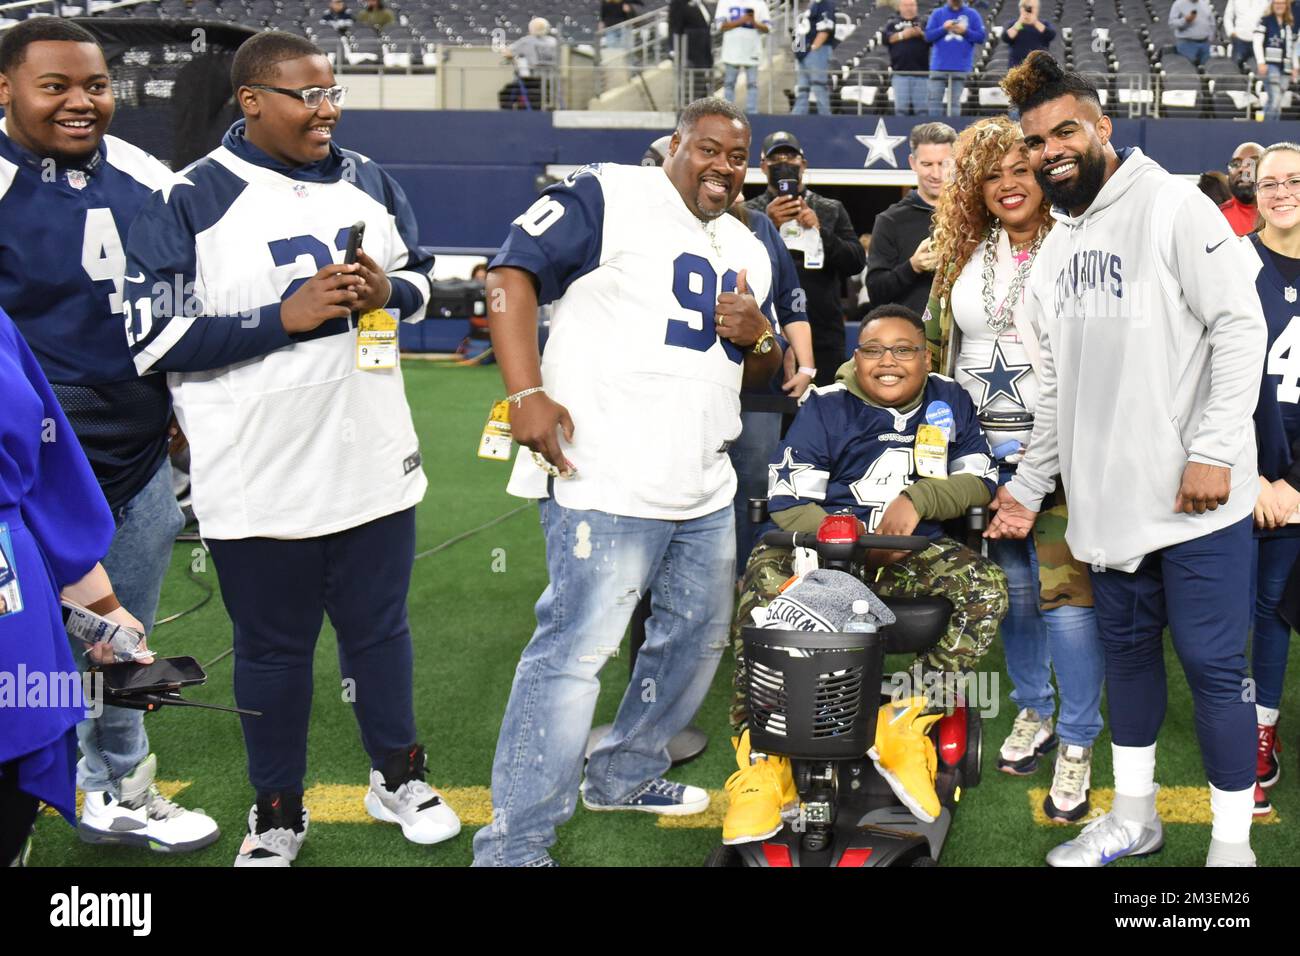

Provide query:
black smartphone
left=776, top=178, right=799, bottom=197
left=343, top=220, right=366, bottom=265
left=100, top=656, right=206, bottom=695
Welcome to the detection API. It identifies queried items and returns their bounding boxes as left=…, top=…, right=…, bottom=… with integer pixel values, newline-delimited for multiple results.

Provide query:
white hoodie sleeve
left=1168, top=190, right=1267, bottom=469
left=1004, top=285, right=1059, bottom=512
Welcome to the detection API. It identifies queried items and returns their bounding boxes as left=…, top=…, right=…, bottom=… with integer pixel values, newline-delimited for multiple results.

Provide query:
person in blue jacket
left=925, top=0, right=986, bottom=116
left=0, top=308, right=149, bottom=865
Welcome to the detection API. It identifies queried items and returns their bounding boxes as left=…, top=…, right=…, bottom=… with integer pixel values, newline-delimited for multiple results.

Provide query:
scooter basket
left=740, top=625, right=885, bottom=760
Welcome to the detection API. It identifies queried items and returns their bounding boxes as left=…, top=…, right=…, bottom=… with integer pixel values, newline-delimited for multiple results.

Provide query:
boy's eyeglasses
left=249, top=85, right=348, bottom=109
left=1256, top=176, right=1300, bottom=197
left=856, top=344, right=923, bottom=361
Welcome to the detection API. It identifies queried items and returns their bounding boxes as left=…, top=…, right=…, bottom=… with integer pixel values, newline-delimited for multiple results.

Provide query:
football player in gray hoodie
left=989, top=52, right=1268, bottom=868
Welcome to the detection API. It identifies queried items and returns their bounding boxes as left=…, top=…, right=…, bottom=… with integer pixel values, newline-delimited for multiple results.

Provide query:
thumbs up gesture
left=715, top=268, right=768, bottom=348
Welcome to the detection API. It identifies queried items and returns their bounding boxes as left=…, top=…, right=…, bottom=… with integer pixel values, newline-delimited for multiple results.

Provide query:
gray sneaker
left=998, top=708, right=1058, bottom=775
left=234, top=804, right=309, bottom=868
left=1044, top=744, right=1093, bottom=823
left=1046, top=810, right=1163, bottom=867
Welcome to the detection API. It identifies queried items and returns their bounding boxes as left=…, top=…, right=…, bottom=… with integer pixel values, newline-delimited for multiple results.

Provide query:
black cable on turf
left=152, top=565, right=214, bottom=628
left=193, top=504, right=533, bottom=670
left=413, top=503, right=531, bottom=561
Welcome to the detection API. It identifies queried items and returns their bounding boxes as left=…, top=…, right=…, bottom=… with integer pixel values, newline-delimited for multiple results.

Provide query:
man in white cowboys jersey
left=0, top=18, right=217, bottom=853
left=123, top=31, right=459, bottom=866
left=473, top=98, right=782, bottom=867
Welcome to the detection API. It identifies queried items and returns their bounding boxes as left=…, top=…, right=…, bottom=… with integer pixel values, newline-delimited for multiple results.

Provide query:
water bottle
left=843, top=599, right=877, bottom=634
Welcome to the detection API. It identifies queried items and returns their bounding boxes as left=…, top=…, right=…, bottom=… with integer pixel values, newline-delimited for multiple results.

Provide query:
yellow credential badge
left=478, top=399, right=514, bottom=461
left=357, top=308, right=398, bottom=370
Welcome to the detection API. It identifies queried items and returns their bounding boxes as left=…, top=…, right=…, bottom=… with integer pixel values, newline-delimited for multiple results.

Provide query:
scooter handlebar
left=760, top=530, right=932, bottom=554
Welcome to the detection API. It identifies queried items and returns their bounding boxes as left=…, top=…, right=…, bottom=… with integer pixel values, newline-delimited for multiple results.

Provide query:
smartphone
left=100, top=656, right=206, bottom=695
left=776, top=178, right=799, bottom=197
left=343, top=220, right=366, bottom=265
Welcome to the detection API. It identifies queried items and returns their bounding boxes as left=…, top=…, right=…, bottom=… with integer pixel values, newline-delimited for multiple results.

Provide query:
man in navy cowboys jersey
left=0, top=18, right=217, bottom=853
left=723, top=304, right=1008, bottom=844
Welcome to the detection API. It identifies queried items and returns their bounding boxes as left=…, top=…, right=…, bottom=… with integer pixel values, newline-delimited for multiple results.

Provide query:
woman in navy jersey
left=1247, top=140, right=1300, bottom=816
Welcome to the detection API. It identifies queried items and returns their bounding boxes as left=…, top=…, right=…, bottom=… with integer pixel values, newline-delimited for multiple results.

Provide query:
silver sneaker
left=998, top=708, right=1058, bottom=775
left=1044, top=744, right=1093, bottom=823
left=1046, top=810, right=1163, bottom=867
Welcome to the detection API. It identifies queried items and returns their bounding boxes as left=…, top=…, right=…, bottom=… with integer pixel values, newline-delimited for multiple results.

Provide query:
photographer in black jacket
left=745, top=131, right=865, bottom=387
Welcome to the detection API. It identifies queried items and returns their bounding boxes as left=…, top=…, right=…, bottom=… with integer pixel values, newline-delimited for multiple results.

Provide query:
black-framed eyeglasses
left=1256, top=175, right=1300, bottom=197
left=249, top=84, right=347, bottom=109
left=1228, top=158, right=1257, bottom=172
left=855, top=344, right=924, bottom=361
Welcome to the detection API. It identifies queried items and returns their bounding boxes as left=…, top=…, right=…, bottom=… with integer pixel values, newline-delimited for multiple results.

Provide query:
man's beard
left=1036, top=144, right=1107, bottom=212
left=1229, top=179, right=1256, bottom=204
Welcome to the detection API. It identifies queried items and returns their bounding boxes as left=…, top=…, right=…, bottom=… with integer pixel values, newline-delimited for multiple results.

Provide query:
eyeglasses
left=1228, top=158, right=1258, bottom=172
left=249, top=84, right=348, bottom=109
left=1257, top=176, right=1300, bottom=197
left=855, top=344, right=923, bottom=361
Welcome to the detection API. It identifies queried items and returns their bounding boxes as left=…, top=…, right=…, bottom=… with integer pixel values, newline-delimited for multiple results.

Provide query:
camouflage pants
left=729, top=537, right=1009, bottom=731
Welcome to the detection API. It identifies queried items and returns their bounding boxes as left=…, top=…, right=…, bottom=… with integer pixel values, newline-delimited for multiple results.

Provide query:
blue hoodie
left=925, top=3, right=986, bottom=71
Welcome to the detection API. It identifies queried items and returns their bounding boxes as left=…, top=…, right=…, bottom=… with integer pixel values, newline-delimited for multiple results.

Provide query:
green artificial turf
left=31, top=361, right=1300, bottom=867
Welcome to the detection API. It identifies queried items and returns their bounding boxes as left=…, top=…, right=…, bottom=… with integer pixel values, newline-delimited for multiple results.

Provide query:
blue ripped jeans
left=472, top=498, right=733, bottom=866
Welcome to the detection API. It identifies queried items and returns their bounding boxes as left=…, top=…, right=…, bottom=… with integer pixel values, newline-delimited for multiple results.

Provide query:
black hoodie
left=866, top=189, right=936, bottom=317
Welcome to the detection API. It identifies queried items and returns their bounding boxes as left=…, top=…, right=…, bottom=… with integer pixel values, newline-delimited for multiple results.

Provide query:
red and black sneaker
left=1257, top=722, right=1281, bottom=789
left=1253, top=782, right=1273, bottom=818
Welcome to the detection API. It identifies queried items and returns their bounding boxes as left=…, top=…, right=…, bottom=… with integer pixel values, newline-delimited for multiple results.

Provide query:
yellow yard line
left=302, top=784, right=495, bottom=826
left=655, top=789, right=729, bottom=830
left=1028, top=787, right=1280, bottom=826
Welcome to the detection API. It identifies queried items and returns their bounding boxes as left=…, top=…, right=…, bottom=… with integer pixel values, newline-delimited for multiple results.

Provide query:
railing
left=840, top=69, right=1271, bottom=120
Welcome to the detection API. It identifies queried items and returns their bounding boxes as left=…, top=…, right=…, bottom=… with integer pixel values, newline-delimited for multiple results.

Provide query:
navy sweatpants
left=207, top=507, right=419, bottom=795
left=1088, top=517, right=1256, bottom=792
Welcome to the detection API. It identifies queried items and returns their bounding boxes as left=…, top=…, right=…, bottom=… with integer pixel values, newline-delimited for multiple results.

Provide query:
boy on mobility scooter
left=724, top=305, right=1009, bottom=850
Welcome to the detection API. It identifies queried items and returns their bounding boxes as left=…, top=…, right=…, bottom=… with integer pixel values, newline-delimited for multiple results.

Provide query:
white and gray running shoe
left=1046, top=810, right=1163, bottom=867
left=1206, top=838, right=1256, bottom=867
left=364, top=744, right=460, bottom=845
left=234, top=802, right=309, bottom=868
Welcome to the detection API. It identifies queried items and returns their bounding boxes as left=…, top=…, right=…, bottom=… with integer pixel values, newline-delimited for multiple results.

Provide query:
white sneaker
left=364, top=744, right=461, bottom=845
left=1206, top=837, right=1256, bottom=867
left=234, top=802, right=309, bottom=868
left=78, top=754, right=219, bottom=853
left=998, top=708, right=1058, bottom=775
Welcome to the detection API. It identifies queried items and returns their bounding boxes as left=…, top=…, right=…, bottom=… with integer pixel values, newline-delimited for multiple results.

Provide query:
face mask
left=769, top=162, right=801, bottom=193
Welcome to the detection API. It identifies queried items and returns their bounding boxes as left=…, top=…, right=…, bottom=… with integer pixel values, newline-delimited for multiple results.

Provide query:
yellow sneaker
left=722, top=729, right=797, bottom=845
left=867, top=696, right=943, bottom=823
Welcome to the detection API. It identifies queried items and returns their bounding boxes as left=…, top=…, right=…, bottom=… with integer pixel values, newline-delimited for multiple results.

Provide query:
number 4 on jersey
left=849, top=448, right=915, bottom=532
left=1268, top=317, right=1300, bottom=404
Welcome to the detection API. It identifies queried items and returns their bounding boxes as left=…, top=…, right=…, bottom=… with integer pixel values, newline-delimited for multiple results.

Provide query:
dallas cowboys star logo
left=769, top=447, right=814, bottom=498
left=855, top=118, right=907, bottom=169
left=962, top=342, right=1032, bottom=411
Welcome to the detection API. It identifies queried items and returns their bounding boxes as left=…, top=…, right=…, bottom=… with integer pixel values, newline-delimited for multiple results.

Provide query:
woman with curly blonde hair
left=923, top=116, right=1104, bottom=825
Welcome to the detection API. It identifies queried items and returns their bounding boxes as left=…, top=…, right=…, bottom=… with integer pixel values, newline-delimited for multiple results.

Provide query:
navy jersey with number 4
left=0, top=120, right=176, bottom=511
left=765, top=373, right=996, bottom=537
left=1251, top=234, right=1300, bottom=536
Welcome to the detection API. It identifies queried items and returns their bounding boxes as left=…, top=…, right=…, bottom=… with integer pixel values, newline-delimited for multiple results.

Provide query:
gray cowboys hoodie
left=1006, top=147, right=1266, bottom=572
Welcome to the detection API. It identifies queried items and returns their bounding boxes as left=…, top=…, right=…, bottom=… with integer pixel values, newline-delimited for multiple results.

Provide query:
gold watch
left=750, top=329, right=776, bottom=355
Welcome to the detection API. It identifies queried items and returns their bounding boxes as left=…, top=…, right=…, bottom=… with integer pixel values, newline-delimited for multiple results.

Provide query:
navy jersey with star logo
left=763, top=374, right=996, bottom=538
